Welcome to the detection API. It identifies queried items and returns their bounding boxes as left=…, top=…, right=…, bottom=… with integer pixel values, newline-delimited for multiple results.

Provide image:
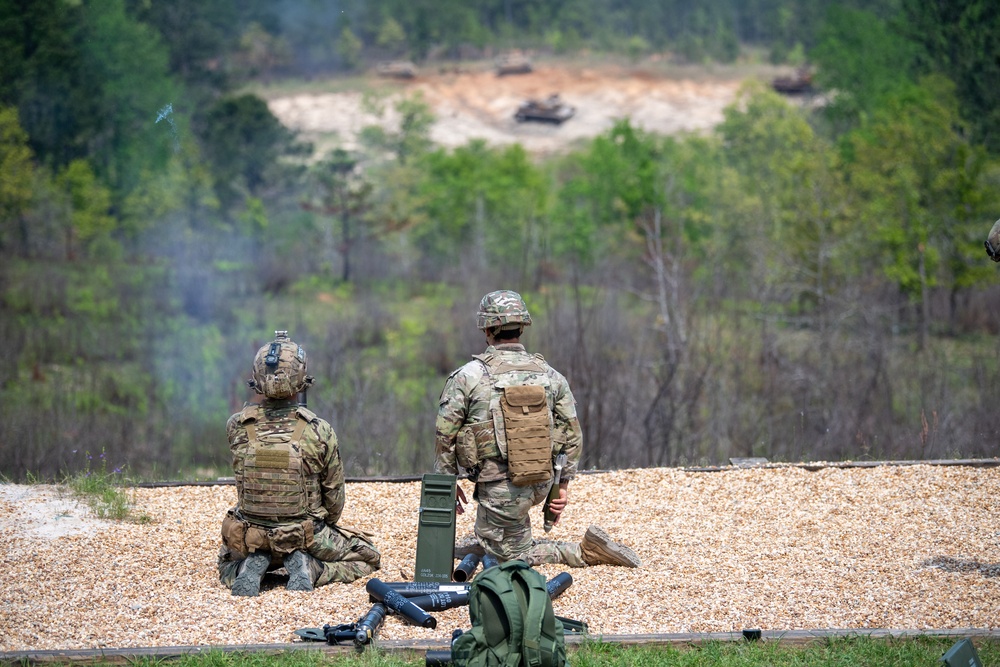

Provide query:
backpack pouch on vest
left=501, top=385, right=552, bottom=487
left=457, top=420, right=498, bottom=470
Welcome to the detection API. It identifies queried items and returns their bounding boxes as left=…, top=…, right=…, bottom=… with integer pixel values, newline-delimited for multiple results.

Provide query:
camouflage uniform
left=217, top=332, right=380, bottom=593
left=436, top=341, right=587, bottom=567
left=436, top=291, right=641, bottom=570
left=986, top=218, right=1000, bottom=261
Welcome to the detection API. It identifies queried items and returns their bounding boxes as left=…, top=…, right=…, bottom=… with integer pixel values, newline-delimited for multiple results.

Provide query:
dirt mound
left=267, top=63, right=748, bottom=156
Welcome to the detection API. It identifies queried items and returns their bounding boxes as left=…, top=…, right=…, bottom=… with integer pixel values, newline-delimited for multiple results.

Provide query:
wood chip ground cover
left=1, top=465, right=998, bottom=651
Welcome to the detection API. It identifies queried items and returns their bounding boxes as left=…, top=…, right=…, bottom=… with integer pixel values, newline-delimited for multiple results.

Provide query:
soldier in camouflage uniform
left=218, top=331, right=381, bottom=596
left=436, top=290, right=640, bottom=569
left=985, top=218, right=1000, bottom=261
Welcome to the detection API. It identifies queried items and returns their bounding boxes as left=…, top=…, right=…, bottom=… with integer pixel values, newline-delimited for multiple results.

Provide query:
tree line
left=1, top=0, right=999, bottom=482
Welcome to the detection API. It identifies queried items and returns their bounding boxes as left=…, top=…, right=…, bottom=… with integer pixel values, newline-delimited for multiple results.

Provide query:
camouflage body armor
left=457, top=351, right=555, bottom=486
left=234, top=403, right=323, bottom=522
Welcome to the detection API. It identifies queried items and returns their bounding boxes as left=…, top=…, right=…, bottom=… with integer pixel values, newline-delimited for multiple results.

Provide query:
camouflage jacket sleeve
left=550, top=371, right=583, bottom=481
left=434, top=364, right=479, bottom=475
left=314, top=419, right=345, bottom=526
left=226, top=410, right=249, bottom=480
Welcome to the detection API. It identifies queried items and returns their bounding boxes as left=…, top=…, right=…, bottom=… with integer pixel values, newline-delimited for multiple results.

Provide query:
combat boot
left=232, top=551, right=270, bottom=596
left=284, top=550, right=322, bottom=591
left=580, top=525, right=641, bottom=568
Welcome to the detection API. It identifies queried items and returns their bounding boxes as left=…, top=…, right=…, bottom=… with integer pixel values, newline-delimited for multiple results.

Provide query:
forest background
left=2, top=0, right=1000, bottom=483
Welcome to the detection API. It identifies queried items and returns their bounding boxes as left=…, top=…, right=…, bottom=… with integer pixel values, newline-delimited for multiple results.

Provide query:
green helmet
left=477, top=290, right=532, bottom=330
left=249, top=331, right=312, bottom=399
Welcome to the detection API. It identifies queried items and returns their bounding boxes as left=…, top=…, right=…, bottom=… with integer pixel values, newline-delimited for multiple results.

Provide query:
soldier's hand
left=546, top=483, right=569, bottom=523
left=986, top=219, right=1000, bottom=262
left=455, top=484, right=468, bottom=515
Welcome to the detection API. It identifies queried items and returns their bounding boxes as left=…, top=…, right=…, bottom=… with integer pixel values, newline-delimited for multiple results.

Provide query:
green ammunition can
left=414, top=473, right=457, bottom=583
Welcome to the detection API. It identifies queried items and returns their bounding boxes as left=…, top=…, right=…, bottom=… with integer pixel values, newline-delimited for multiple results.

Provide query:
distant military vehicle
left=377, top=61, right=417, bottom=79
left=772, top=67, right=813, bottom=95
left=495, top=52, right=532, bottom=76
left=514, top=94, right=575, bottom=124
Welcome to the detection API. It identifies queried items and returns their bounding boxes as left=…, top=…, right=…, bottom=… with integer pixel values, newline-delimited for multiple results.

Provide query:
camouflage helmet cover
left=249, top=331, right=311, bottom=399
left=477, top=290, right=532, bottom=330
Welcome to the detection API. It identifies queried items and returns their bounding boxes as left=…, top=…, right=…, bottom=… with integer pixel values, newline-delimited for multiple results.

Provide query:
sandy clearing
left=266, top=63, right=750, bottom=156
left=1, top=464, right=998, bottom=652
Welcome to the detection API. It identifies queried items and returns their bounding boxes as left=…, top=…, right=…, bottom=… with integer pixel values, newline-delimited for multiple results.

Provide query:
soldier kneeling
left=217, top=331, right=380, bottom=596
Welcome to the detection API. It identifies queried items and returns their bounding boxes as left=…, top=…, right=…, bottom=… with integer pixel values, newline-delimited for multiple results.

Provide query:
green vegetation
left=63, top=450, right=151, bottom=523
left=2, top=1, right=1000, bottom=482
left=78, top=637, right=1000, bottom=667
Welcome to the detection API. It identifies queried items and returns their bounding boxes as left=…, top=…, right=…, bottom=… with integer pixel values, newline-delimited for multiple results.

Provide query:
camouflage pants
left=218, top=521, right=380, bottom=588
left=465, top=478, right=586, bottom=568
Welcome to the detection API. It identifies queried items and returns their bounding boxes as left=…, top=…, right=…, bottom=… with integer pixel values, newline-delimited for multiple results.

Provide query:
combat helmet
left=477, top=290, right=532, bottom=331
left=248, top=330, right=313, bottom=399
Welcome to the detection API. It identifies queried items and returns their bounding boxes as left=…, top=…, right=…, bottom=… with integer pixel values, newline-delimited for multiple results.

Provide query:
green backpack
left=451, top=559, right=567, bottom=667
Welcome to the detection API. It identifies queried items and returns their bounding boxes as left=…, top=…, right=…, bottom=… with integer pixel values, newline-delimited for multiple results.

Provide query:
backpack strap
left=510, top=565, right=551, bottom=667
left=478, top=562, right=528, bottom=667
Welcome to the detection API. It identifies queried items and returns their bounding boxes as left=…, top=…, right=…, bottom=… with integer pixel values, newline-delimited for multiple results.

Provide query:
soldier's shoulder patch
left=239, top=404, right=261, bottom=424
left=533, top=352, right=546, bottom=362
left=460, top=360, right=489, bottom=384
left=295, top=406, right=318, bottom=423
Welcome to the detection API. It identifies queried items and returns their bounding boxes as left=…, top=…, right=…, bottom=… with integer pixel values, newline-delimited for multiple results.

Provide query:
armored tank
left=377, top=61, right=417, bottom=79
left=772, top=67, right=813, bottom=95
left=514, top=94, right=575, bottom=124
left=495, top=52, right=532, bottom=76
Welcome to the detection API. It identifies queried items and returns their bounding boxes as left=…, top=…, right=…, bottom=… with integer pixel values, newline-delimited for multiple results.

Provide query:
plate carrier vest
left=235, top=404, right=322, bottom=522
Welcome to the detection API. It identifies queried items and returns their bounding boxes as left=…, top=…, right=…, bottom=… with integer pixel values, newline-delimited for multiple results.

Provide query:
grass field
left=73, top=637, right=999, bottom=667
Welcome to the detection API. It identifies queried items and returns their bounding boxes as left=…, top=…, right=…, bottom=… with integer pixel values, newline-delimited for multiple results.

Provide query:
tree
left=55, top=160, right=115, bottom=261
left=810, top=6, right=919, bottom=131
left=303, top=149, right=374, bottom=283
left=200, top=93, right=299, bottom=209
left=901, top=0, right=1000, bottom=153
left=0, top=0, right=178, bottom=206
left=391, top=139, right=547, bottom=285
left=376, top=16, right=407, bottom=57
left=124, top=0, right=239, bottom=102
left=718, top=84, right=854, bottom=323
left=336, top=27, right=363, bottom=70
left=847, top=77, right=990, bottom=348
left=0, top=106, right=35, bottom=242
left=232, top=22, right=292, bottom=81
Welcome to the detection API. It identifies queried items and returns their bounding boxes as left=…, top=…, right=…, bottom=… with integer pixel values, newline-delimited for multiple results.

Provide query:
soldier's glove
left=986, top=219, right=1000, bottom=262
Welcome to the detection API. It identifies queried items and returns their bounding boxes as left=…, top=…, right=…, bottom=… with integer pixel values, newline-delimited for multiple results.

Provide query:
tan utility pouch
left=267, top=520, right=315, bottom=556
left=456, top=420, right=496, bottom=470
left=501, top=384, right=553, bottom=486
left=245, top=525, right=270, bottom=553
left=221, top=511, right=249, bottom=557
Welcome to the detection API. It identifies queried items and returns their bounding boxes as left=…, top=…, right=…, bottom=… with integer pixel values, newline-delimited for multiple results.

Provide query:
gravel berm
left=2, top=464, right=999, bottom=652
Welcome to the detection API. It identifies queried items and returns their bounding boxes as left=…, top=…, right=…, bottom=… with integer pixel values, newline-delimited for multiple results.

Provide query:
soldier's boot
left=231, top=552, right=270, bottom=596
left=579, top=525, right=641, bottom=568
left=284, top=550, right=323, bottom=591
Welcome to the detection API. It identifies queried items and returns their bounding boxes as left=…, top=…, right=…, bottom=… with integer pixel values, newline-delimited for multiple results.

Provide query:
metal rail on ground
left=132, top=458, right=1000, bottom=487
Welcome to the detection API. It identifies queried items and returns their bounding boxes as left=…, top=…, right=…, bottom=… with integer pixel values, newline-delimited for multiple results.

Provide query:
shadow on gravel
left=922, top=556, right=1000, bottom=578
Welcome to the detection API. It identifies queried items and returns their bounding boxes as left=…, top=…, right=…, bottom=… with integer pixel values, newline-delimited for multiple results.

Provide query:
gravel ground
left=1, top=464, right=999, bottom=652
